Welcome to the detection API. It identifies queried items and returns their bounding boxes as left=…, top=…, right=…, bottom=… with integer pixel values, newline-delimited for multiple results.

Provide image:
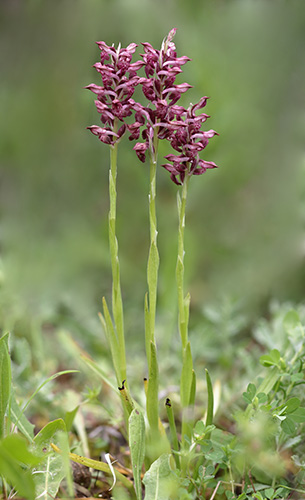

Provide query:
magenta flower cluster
left=86, top=29, right=218, bottom=184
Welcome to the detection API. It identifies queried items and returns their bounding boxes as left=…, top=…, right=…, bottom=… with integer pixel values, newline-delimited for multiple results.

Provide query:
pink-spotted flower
left=161, top=97, right=219, bottom=185
left=86, top=42, right=144, bottom=146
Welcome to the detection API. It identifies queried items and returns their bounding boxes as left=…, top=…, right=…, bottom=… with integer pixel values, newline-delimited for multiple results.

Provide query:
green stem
left=145, top=130, right=160, bottom=365
left=108, top=119, right=126, bottom=381
left=176, top=174, right=190, bottom=349
left=145, top=129, right=161, bottom=444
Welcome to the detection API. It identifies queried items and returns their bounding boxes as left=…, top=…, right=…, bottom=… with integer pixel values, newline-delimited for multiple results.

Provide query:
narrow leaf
left=102, top=297, right=122, bottom=384
left=180, top=342, right=193, bottom=408
left=205, top=369, right=214, bottom=427
left=256, top=367, right=281, bottom=395
left=10, top=392, right=35, bottom=442
left=146, top=342, right=159, bottom=434
left=0, top=332, right=11, bottom=439
left=80, top=354, right=118, bottom=393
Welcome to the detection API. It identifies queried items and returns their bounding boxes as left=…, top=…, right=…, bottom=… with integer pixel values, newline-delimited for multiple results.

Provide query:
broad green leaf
left=285, top=397, right=300, bottom=414
left=10, top=392, right=35, bottom=442
left=0, top=332, right=11, bottom=439
left=129, top=409, right=145, bottom=500
left=283, top=310, right=301, bottom=333
left=247, top=383, right=256, bottom=400
left=260, top=349, right=281, bottom=368
left=0, top=434, right=41, bottom=466
left=257, top=392, right=268, bottom=404
left=32, top=419, right=67, bottom=500
left=143, top=454, right=178, bottom=500
left=243, top=392, right=253, bottom=405
left=281, top=416, right=295, bottom=435
left=0, top=434, right=39, bottom=500
left=289, top=407, right=305, bottom=423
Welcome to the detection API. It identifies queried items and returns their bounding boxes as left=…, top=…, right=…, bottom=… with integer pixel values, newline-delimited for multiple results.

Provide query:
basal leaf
left=32, top=419, right=67, bottom=500
left=143, top=454, right=178, bottom=500
left=129, top=409, right=145, bottom=500
left=0, top=434, right=39, bottom=500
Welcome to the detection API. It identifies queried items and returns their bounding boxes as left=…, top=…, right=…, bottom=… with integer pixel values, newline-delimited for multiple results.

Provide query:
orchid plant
left=86, top=28, right=218, bottom=494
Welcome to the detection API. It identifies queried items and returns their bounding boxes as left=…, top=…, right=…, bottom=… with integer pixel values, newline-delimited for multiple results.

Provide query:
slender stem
left=145, top=128, right=162, bottom=450
left=177, top=174, right=190, bottom=349
left=108, top=118, right=126, bottom=380
left=145, top=129, right=160, bottom=365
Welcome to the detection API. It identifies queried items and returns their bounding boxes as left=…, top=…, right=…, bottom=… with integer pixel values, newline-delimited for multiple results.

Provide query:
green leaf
left=180, top=342, right=193, bottom=408
left=247, top=383, right=256, bottom=400
left=0, top=434, right=40, bottom=500
left=257, top=392, right=268, bottom=404
left=0, top=332, right=11, bottom=439
left=256, top=367, right=281, bottom=395
left=129, top=409, right=145, bottom=500
left=146, top=341, right=159, bottom=434
left=147, top=241, right=160, bottom=298
left=289, top=406, right=305, bottom=423
left=20, top=369, right=79, bottom=419
left=143, top=454, right=178, bottom=500
left=10, top=392, right=35, bottom=442
left=283, top=310, right=301, bottom=332
left=0, top=453, right=35, bottom=500
left=205, top=369, right=214, bottom=427
left=64, top=405, right=79, bottom=432
left=102, top=297, right=122, bottom=385
left=260, top=349, right=281, bottom=368
left=243, top=392, right=253, bottom=404
left=80, top=354, right=118, bottom=393
left=285, top=397, right=300, bottom=414
left=32, top=419, right=67, bottom=500
left=281, top=416, right=296, bottom=435
left=57, top=431, right=74, bottom=498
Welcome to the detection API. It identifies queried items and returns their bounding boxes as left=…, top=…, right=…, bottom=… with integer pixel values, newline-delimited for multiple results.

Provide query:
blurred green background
left=1, top=0, right=305, bottom=349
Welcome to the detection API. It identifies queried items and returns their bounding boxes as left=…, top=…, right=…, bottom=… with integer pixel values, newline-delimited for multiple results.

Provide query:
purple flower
left=86, top=42, right=143, bottom=145
left=128, top=29, right=192, bottom=162
left=161, top=98, right=219, bottom=185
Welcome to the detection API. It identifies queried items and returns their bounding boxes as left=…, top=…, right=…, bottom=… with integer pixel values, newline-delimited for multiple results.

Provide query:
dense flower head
left=86, top=29, right=218, bottom=182
left=161, top=97, right=219, bottom=185
left=85, top=42, right=143, bottom=145
left=130, top=29, right=194, bottom=163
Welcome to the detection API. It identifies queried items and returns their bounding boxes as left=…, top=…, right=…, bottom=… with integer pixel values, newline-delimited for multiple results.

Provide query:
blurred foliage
left=0, top=0, right=305, bottom=346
